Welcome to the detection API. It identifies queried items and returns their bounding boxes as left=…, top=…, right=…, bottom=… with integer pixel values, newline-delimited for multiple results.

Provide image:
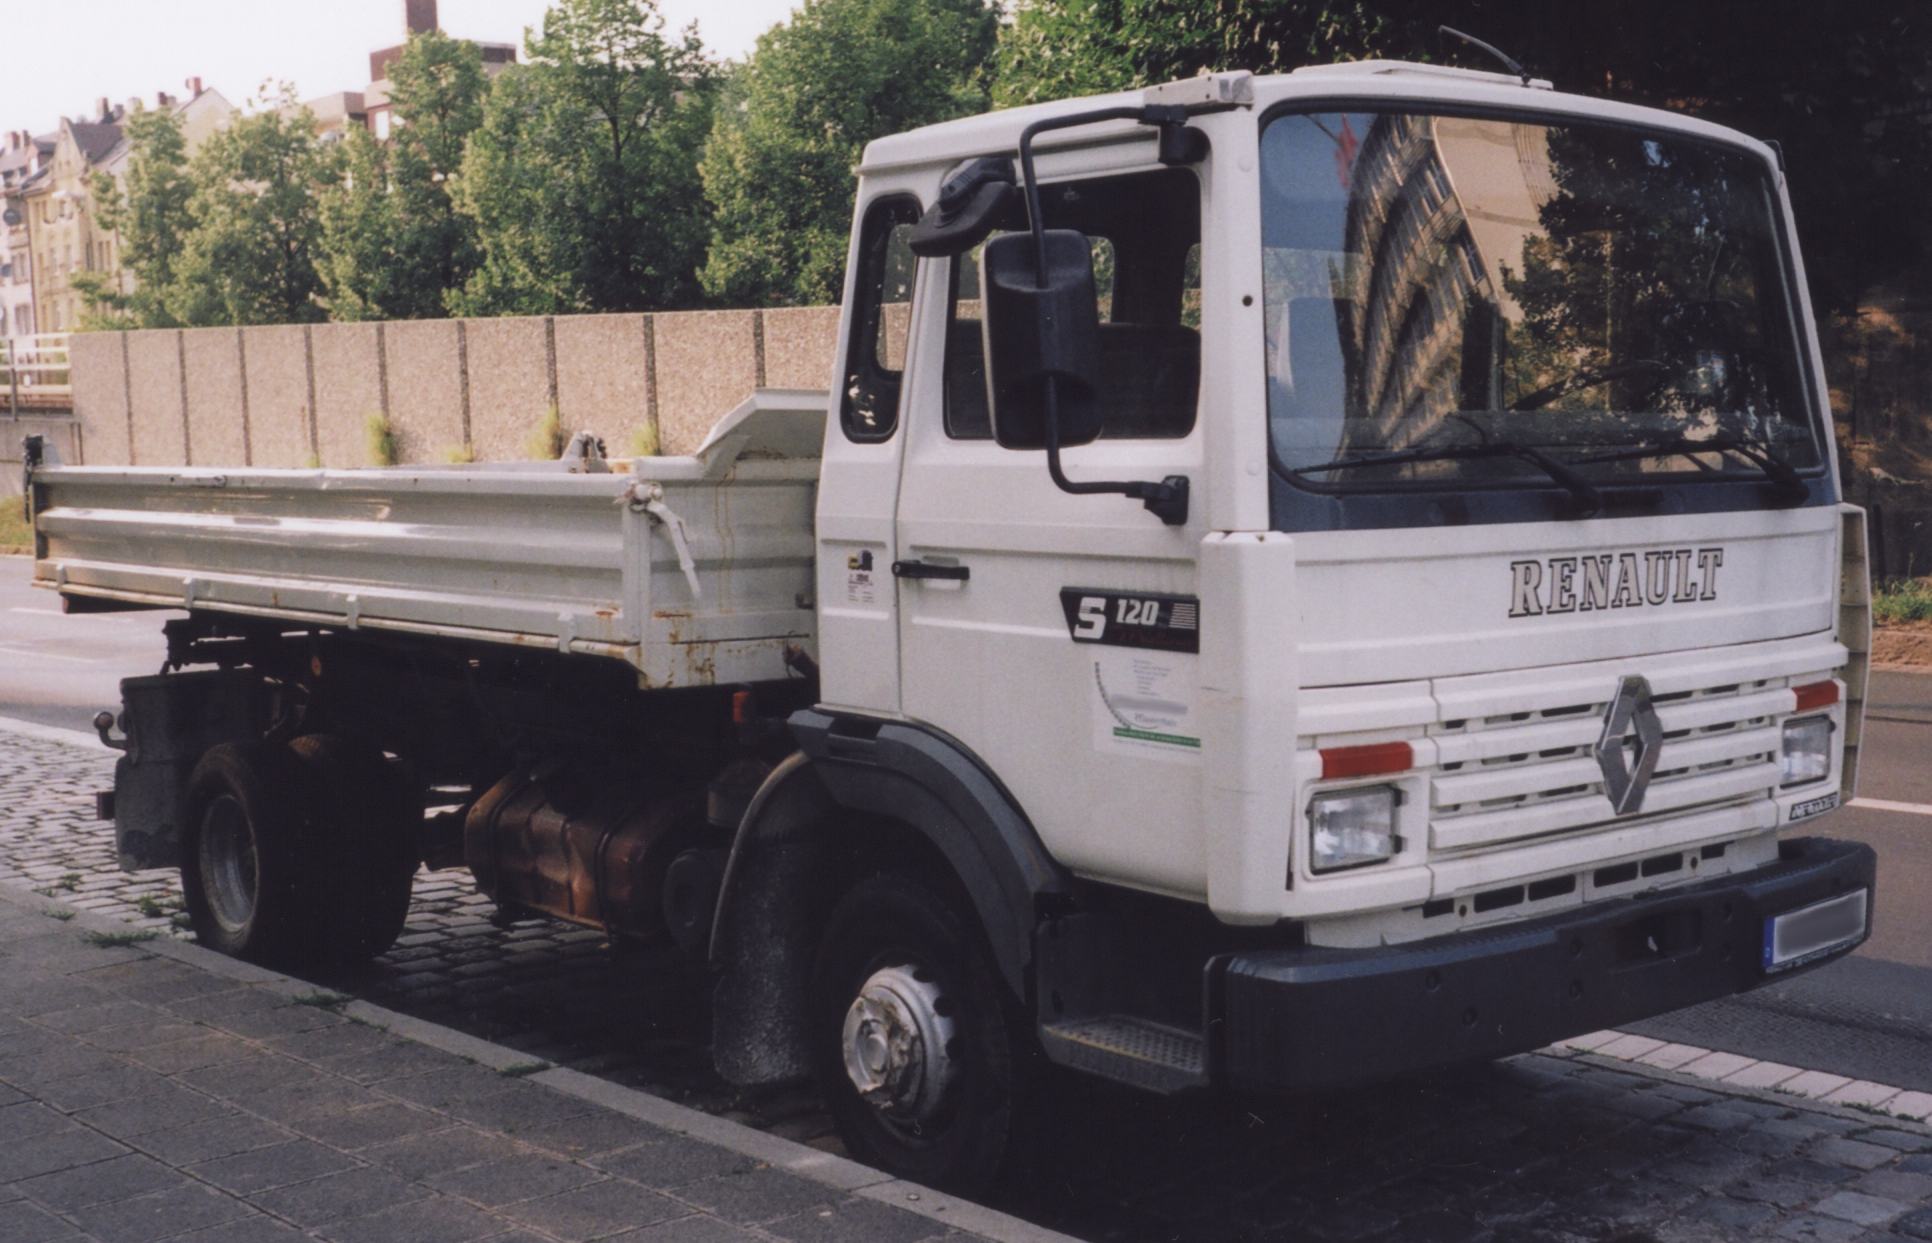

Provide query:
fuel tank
left=464, top=768, right=701, bottom=938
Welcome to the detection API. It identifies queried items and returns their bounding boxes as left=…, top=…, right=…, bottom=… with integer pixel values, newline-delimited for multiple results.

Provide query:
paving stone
left=315, top=1194, right=508, bottom=1243
left=673, top=1169, right=839, bottom=1226
left=765, top=1198, right=950, bottom=1243
left=0, top=1102, right=82, bottom=1144
left=295, top=1101, right=447, bottom=1150
left=250, top=1165, right=430, bottom=1226
left=500, top=1178, right=684, bottom=1240
left=1773, top=1213, right=1869, bottom=1242
left=1811, top=1190, right=1908, bottom=1226
left=1856, top=1167, right=1932, bottom=1203
left=1782, top=1071, right=1856, bottom=1100
left=121, top=1033, right=259, bottom=1076
left=593, top=1140, right=755, bottom=1190
left=1894, top=1206, right=1932, bottom=1240
left=1676, top=1195, right=1781, bottom=1234
left=442, top=1083, right=595, bottom=1135
left=67, top=1182, right=254, bottom=1243
left=360, top=1128, right=529, bottom=1181
left=1726, top=1061, right=1807, bottom=1090
left=606, top=1215, right=764, bottom=1242
left=427, top=1152, right=603, bottom=1207
left=73, top=1081, right=235, bottom=1138
left=171, top=1214, right=310, bottom=1243
left=1809, top=1136, right=1901, bottom=1171
left=1678, top=1051, right=1759, bottom=1081
left=0, top=1199, right=83, bottom=1243
left=186, top=1139, right=362, bottom=1194
left=515, top=1109, right=666, bottom=1160
left=129, top=1113, right=296, bottom=1166
left=0, top=1124, right=130, bottom=1182
left=1856, top=1128, right=1932, bottom=1153
left=14, top=1152, right=183, bottom=1209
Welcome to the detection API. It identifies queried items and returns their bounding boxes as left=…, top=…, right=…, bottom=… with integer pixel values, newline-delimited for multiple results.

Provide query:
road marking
left=0, top=643, right=94, bottom=665
left=1849, top=796, right=1932, bottom=818
left=0, top=715, right=110, bottom=751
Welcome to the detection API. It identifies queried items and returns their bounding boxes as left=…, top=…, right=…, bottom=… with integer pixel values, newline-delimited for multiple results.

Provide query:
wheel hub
left=841, top=964, right=959, bottom=1123
left=198, top=794, right=258, bottom=933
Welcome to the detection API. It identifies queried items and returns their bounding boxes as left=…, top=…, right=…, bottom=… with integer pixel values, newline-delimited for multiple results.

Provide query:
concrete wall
left=65, top=305, right=843, bottom=470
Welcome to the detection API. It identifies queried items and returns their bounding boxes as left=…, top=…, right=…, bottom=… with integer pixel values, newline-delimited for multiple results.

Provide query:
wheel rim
left=840, top=962, right=960, bottom=1127
left=197, top=794, right=259, bottom=933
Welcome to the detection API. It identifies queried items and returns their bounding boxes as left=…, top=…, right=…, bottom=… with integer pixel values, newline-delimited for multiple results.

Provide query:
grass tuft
left=0, top=504, right=31, bottom=555
left=443, top=442, right=477, bottom=464
left=42, top=908, right=75, bottom=922
left=626, top=423, right=660, bottom=459
left=1874, top=578, right=1932, bottom=625
left=364, top=413, right=399, bottom=467
left=525, top=404, right=567, bottom=460
left=498, top=1060, right=551, bottom=1078
left=84, top=929, right=159, bottom=947
left=292, top=990, right=351, bottom=1010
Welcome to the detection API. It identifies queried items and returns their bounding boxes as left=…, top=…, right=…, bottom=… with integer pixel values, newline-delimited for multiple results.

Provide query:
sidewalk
left=0, top=883, right=1066, bottom=1243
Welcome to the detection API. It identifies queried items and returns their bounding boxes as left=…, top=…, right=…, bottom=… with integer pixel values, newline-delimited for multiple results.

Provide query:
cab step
left=1039, top=1015, right=1208, bottom=1093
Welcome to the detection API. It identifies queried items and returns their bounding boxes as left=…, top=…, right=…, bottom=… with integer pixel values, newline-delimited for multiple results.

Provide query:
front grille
left=1427, top=677, right=1805, bottom=856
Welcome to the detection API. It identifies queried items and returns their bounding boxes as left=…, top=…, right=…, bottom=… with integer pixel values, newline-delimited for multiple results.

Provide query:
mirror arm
left=1016, top=108, right=1196, bottom=527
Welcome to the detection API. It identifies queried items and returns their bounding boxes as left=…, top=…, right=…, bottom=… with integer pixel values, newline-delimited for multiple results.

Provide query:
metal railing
left=2, top=333, right=72, bottom=416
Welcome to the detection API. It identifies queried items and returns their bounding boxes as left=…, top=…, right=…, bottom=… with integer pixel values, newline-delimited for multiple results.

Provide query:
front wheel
left=809, top=872, right=1027, bottom=1194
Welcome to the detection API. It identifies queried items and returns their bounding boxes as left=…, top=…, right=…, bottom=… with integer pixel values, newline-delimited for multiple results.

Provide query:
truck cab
left=773, top=61, right=1872, bottom=1176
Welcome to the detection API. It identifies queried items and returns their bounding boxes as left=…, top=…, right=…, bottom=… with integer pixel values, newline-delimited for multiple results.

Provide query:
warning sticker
left=845, top=549, right=879, bottom=607
left=1090, top=646, right=1200, bottom=757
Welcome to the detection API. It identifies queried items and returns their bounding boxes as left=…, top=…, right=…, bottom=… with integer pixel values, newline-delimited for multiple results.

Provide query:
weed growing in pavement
left=498, top=1061, right=551, bottom=1078
left=41, top=908, right=75, bottom=921
left=1874, top=578, right=1932, bottom=624
left=292, top=990, right=351, bottom=1010
left=84, top=929, right=158, bottom=947
left=365, top=413, right=399, bottom=467
left=57, top=873, right=81, bottom=892
left=136, top=895, right=166, bottom=918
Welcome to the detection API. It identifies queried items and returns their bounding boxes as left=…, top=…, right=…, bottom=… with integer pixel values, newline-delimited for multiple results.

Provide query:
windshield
left=1261, top=109, right=1824, bottom=493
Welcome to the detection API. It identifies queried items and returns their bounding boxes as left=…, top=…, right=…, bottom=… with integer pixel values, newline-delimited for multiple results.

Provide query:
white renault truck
left=25, top=60, right=1876, bottom=1191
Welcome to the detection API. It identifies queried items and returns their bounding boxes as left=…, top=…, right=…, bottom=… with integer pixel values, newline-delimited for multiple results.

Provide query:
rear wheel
left=288, top=734, right=419, bottom=962
left=809, top=872, right=1027, bottom=1194
left=182, top=742, right=323, bottom=965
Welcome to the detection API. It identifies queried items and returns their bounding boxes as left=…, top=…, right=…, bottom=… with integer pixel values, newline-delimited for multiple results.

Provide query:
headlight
left=1309, top=785, right=1399, bottom=874
left=1780, top=716, right=1832, bottom=787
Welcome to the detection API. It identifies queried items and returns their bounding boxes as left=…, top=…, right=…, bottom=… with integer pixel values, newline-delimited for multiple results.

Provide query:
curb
left=0, top=876, right=1079, bottom=1243
left=0, top=713, right=111, bottom=752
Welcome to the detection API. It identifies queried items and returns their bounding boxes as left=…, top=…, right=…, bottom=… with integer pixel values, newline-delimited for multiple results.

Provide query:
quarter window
left=840, top=195, right=920, bottom=442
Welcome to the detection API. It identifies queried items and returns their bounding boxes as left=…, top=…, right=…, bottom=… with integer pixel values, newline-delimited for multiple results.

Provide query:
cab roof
left=857, top=61, right=1776, bottom=178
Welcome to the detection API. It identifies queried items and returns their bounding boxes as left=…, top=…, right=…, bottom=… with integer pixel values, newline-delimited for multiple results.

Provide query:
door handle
left=892, top=559, right=970, bottom=582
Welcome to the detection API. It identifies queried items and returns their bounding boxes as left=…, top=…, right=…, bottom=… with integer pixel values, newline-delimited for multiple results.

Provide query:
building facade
left=1, top=129, right=53, bottom=339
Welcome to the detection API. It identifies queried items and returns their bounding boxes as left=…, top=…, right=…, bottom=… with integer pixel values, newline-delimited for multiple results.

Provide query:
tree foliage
left=75, top=104, right=195, bottom=328
left=451, top=0, right=715, bottom=315
left=169, top=90, right=337, bottom=325
left=698, top=0, right=998, bottom=307
left=996, top=0, right=1932, bottom=314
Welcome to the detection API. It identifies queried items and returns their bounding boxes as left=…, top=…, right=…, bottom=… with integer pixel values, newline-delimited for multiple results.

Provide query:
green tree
left=451, top=0, right=715, bottom=315
left=74, top=103, right=195, bottom=328
left=170, top=90, right=336, bottom=325
left=993, top=1, right=1932, bottom=317
left=698, top=0, right=997, bottom=306
left=318, top=127, right=402, bottom=321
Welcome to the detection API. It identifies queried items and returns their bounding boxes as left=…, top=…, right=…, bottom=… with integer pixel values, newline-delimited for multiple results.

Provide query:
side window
left=840, top=195, right=920, bottom=442
left=945, top=167, right=1201, bottom=441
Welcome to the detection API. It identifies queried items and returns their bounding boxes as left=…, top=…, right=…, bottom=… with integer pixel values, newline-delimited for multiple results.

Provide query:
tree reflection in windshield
left=1262, top=109, right=1820, bottom=487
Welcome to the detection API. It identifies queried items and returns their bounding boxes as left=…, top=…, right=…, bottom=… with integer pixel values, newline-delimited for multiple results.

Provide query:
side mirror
left=980, top=230, right=1102, bottom=450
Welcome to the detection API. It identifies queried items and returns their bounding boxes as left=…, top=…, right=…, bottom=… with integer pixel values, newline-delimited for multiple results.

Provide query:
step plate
left=1040, top=1016, right=1208, bottom=1094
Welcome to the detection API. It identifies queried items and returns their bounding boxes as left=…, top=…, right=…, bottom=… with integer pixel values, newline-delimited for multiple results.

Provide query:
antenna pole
left=1438, top=26, right=1532, bottom=87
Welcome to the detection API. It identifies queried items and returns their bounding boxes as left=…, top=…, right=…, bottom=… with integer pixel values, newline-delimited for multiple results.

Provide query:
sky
left=0, top=0, right=802, bottom=135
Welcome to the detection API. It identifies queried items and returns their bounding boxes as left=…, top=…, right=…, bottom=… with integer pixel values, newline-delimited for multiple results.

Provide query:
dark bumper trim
left=1215, top=836, right=1876, bottom=1093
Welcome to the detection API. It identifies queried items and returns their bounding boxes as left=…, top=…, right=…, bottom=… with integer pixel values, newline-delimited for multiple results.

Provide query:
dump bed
left=27, top=391, right=825, bottom=689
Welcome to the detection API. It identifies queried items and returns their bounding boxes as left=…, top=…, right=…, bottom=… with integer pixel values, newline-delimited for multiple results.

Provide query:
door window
left=840, top=195, right=921, bottom=442
left=944, top=167, right=1201, bottom=441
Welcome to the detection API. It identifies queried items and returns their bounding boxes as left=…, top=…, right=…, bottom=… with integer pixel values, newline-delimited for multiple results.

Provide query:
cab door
left=894, top=152, right=1211, bottom=896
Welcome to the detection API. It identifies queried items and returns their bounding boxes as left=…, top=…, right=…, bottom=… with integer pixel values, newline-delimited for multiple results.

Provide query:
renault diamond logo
left=1596, top=675, right=1664, bottom=815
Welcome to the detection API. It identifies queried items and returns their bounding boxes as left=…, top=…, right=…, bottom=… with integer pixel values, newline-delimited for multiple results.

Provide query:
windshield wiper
left=1292, top=439, right=1603, bottom=517
left=1567, top=430, right=1810, bottom=503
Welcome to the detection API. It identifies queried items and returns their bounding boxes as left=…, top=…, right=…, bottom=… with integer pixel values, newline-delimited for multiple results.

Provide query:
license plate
left=1762, top=889, right=1869, bottom=973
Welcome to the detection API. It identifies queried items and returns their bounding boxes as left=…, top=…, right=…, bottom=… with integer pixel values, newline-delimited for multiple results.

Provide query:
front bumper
left=1216, top=836, right=1875, bottom=1093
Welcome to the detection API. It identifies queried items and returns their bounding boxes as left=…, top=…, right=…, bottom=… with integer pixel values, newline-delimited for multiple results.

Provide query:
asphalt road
left=2, top=553, right=1929, bottom=1092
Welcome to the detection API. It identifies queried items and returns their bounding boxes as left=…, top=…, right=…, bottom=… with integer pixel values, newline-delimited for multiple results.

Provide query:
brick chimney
left=185, top=76, right=203, bottom=98
left=405, top=0, right=438, bottom=35
left=95, top=96, right=111, bottom=121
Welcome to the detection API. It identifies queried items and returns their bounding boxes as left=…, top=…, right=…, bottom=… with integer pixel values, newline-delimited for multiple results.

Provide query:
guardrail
left=2, top=333, right=72, bottom=415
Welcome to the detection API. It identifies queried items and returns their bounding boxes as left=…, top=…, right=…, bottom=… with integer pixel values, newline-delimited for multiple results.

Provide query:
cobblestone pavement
left=0, top=887, right=1022, bottom=1243
left=6, top=730, right=1932, bottom=1242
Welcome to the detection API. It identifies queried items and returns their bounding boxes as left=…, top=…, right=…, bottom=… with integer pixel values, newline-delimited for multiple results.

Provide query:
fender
left=708, top=710, right=1069, bottom=1086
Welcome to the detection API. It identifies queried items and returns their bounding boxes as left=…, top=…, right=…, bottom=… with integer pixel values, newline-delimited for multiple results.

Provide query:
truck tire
left=288, top=735, right=418, bottom=962
left=182, top=741, right=327, bottom=965
left=809, top=872, right=1026, bottom=1194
